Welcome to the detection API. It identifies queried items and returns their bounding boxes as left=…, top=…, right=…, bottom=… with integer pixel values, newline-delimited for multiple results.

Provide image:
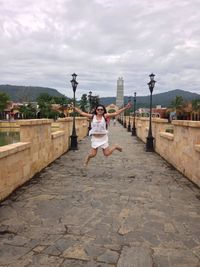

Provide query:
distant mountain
left=1, top=85, right=199, bottom=108
left=100, top=89, right=200, bottom=108
left=0, top=84, right=65, bottom=102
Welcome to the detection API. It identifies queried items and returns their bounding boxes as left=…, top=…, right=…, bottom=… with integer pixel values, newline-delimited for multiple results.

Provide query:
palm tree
left=79, top=94, right=88, bottom=112
left=170, top=96, right=185, bottom=118
left=192, top=99, right=200, bottom=120
left=0, top=92, right=10, bottom=119
left=192, top=99, right=200, bottom=112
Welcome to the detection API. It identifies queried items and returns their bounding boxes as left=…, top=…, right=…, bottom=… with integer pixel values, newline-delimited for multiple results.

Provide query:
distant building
left=106, top=103, right=119, bottom=114
left=152, top=106, right=167, bottom=118
left=137, top=105, right=167, bottom=118
left=116, top=77, right=124, bottom=108
left=137, top=108, right=149, bottom=117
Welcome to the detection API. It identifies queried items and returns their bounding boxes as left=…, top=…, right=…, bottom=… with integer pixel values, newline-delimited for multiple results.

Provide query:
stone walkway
left=0, top=123, right=200, bottom=267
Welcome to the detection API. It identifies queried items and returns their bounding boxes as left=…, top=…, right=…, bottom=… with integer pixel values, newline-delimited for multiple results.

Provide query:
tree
left=37, top=93, right=53, bottom=118
left=79, top=94, right=88, bottom=112
left=90, top=95, right=100, bottom=111
left=170, top=96, right=184, bottom=113
left=37, top=93, right=52, bottom=106
left=53, top=95, right=69, bottom=105
left=0, top=92, right=10, bottom=119
left=192, top=99, right=200, bottom=112
left=0, top=92, right=10, bottom=111
left=19, top=103, right=37, bottom=119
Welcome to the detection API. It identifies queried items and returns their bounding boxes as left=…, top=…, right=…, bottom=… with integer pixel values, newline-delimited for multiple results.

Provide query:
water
left=0, top=131, right=20, bottom=147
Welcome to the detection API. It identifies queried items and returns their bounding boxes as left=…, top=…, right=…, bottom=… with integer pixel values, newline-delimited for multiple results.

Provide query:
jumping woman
left=74, top=103, right=131, bottom=166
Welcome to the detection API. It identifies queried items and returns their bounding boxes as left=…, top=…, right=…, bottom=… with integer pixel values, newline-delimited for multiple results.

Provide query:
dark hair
left=93, top=105, right=107, bottom=115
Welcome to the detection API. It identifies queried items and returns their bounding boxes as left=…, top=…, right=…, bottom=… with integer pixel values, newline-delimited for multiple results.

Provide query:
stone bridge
left=0, top=122, right=200, bottom=267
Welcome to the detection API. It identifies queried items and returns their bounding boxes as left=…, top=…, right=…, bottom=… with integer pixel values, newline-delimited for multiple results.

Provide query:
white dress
left=89, top=115, right=109, bottom=149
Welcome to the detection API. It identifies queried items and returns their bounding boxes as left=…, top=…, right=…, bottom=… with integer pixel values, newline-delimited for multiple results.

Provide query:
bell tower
left=116, top=77, right=124, bottom=107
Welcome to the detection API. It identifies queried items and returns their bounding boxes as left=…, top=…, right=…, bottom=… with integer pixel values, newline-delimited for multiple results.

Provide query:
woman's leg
left=84, top=148, right=98, bottom=166
left=103, top=144, right=122, bottom=157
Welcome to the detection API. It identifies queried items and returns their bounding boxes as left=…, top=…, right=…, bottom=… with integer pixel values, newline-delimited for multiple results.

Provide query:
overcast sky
left=0, top=0, right=200, bottom=98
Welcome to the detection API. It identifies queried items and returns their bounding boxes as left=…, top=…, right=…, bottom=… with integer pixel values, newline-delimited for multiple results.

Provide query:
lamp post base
left=146, top=136, right=154, bottom=152
left=70, top=135, right=78, bottom=150
left=127, top=124, right=131, bottom=132
left=132, top=128, right=136, bottom=136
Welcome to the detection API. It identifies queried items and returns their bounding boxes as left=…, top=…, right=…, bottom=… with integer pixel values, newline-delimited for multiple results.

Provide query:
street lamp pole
left=146, top=73, right=156, bottom=152
left=87, top=91, right=92, bottom=135
left=132, top=92, right=137, bottom=136
left=70, top=73, right=78, bottom=150
left=123, top=105, right=127, bottom=128
left=127, top=97, right=131, bottom=132
left=121, top=113, right=124, bottom=126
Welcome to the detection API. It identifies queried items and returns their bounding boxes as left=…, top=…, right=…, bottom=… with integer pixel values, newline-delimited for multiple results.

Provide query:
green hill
left=0, top=84, right=65, bottom=102
left=100, top=89, right=200, bottom=108
left=1, top=85, right=199, bottom=108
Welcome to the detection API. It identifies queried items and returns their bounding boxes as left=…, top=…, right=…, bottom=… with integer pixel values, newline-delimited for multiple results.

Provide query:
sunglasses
left=97, top=108, right=104, bottom=111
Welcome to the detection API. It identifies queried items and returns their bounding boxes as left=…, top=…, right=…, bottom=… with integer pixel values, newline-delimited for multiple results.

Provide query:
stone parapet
left=0, top=142, right=31, bottom=201
left=0, top=117, right=88, bottom=201
left=0, top=142, right=30, bottom=159
left=18, top=119, right=53, bottom=126
left=172, top=120, right=200, bottom=127
left=0, top=121, right=19, bottom=128
left=133, top=117, right=200, bottom=187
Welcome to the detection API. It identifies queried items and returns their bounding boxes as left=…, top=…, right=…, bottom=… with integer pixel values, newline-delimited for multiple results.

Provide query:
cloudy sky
left=0, top=0, right=200, bottom=98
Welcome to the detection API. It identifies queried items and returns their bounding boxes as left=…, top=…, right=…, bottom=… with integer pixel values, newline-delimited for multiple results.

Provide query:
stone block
left=117, top=246, right=153, bottom=267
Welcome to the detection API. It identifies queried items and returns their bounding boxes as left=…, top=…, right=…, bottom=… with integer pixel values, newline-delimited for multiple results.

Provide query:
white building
left=116, top=77, right=124, bottom=108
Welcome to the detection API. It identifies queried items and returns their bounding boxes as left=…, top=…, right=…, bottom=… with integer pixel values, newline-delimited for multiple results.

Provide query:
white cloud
left=0, top=0, right=200, bottom=98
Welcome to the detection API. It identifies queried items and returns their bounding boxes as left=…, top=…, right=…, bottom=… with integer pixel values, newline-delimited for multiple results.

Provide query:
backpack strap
left=103, top=114, right=108, bottom=129
left=90, top=114, right=94, bottom=121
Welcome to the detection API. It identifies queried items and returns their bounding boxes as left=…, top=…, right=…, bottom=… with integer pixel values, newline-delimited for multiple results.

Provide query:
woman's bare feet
left=83, top=155, right=90, bottom=167
left=83, top=148, right=97, bottom=166
left=115, top=145, right=122, bottom=152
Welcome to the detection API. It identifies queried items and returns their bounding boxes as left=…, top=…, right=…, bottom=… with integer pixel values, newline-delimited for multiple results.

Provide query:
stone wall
left=0, top=121, right=19, bottom=133
left=125, top=117, right=200, bottom=187
left=0, top=118, right=88, bottom=201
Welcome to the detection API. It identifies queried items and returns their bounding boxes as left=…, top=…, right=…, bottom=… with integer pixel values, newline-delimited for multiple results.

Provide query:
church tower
left=116, top=77, right=124, bottom=108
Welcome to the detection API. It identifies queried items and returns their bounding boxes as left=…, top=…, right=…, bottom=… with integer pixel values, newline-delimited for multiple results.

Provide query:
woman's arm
left=105, top=103, right=132, bottom=118
left=74, top=107, right=93, bottom=118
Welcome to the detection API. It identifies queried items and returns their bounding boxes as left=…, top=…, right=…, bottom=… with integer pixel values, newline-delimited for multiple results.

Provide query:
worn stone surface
left=117, top=246, right=153, bottom=267
left=0, top=123, right=200, bottom=266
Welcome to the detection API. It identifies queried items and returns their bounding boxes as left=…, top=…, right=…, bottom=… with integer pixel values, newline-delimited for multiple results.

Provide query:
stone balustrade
left=125, top=116, right=200, bottom=187
left=0, top=117, right=88, bottom=201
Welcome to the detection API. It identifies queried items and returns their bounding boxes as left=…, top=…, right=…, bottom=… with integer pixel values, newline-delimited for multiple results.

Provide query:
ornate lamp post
left=87, top=91, right=92, bottom=135
left=118, top=114, right=120, bottom=123
left=132, top=92, right=137, bottom=136
left=146, top=73, right=156, bottom=152
left=70, top=73, right=78, bottom=150
left=127, top=97, right=131, bottom=132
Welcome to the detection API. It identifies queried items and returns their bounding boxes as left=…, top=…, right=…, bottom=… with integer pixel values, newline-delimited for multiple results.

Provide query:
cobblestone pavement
left=1, top=123, right=200, bottom=267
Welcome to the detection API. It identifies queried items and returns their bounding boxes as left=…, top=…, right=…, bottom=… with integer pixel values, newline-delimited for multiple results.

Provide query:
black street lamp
left=118, top=114, right=120, bottom=123
left=123, top=114, right=127, bottom=128
left=88, top=91, right=92, bottom=112
left=87, top=91, right=92, bottom=135
left=132, top=92, right=137, bottom=136
left=146, top=73, right=156, bottom=152
left=70, top=73, right=78, bottom=150
left=123, top=104, right=127, bottom=128
left=127, top=97, right=131, bottom=132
